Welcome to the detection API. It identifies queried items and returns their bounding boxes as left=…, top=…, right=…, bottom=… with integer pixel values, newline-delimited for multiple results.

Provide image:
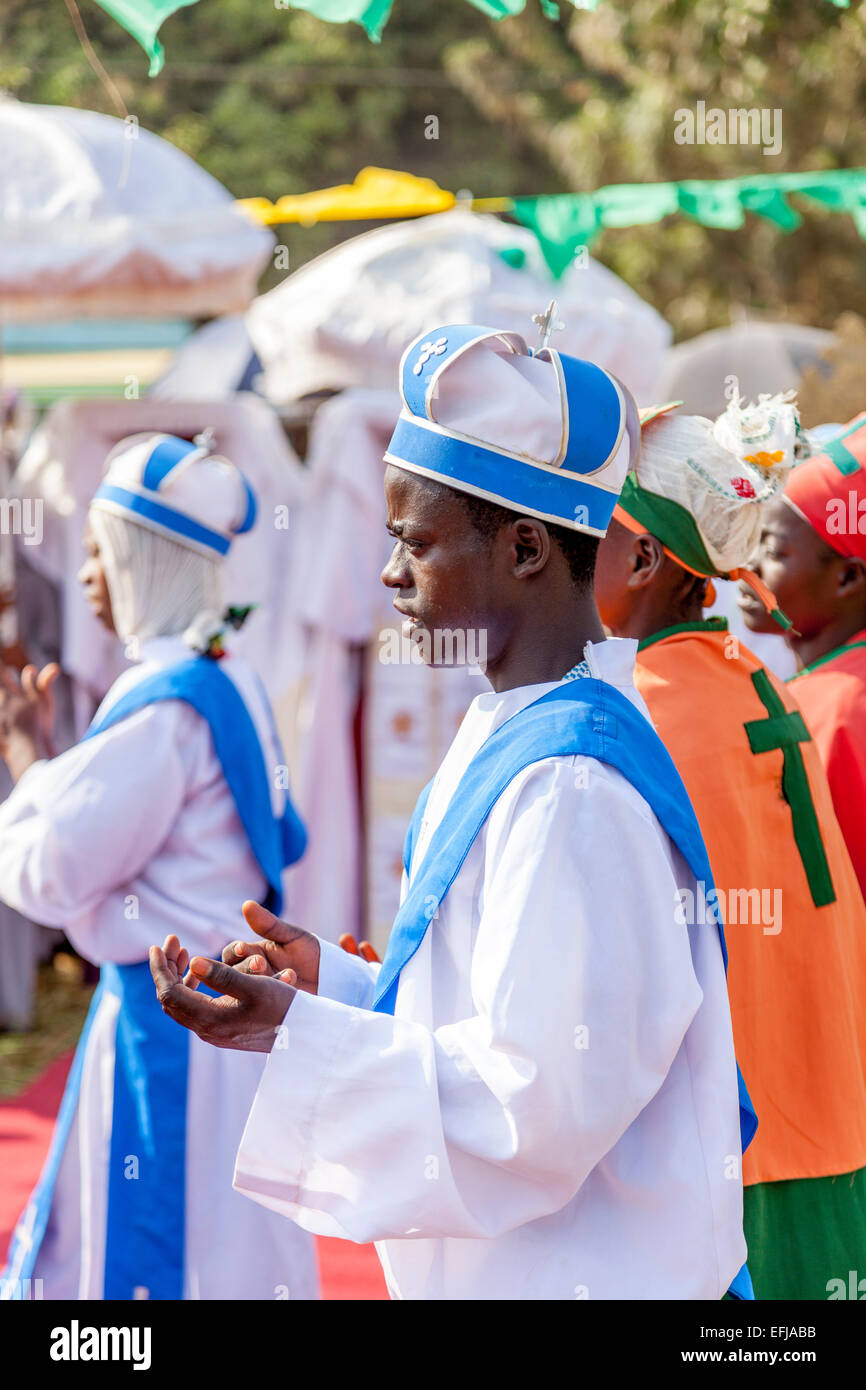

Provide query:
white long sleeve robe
left=234, top=638, right=746, bottom=1300
left=0, top=636, right=319, bottom=1301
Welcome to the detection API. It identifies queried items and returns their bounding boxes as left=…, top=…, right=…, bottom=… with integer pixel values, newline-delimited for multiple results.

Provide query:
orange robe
left=634, top=617, right=866, bottom=1186
left=787, top=629, right=866, bottom=905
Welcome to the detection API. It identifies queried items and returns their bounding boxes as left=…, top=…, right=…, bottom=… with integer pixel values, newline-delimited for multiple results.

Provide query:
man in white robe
left=151, top=323, right=752, bottom=1300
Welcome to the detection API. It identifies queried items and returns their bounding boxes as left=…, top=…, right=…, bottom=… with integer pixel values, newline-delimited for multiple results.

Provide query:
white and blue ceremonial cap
left=91, top=432, right=257, bottom=559
left=384, top=322, right=641, bottom=536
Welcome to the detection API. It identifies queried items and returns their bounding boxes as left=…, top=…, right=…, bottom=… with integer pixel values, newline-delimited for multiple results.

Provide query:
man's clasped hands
left=149, top=902, right=379, bottom=1053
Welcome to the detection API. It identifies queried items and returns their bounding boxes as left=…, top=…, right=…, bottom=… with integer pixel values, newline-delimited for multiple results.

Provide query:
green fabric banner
left=278, top=0, right=394, bottom=42
left=91, top=0, right=845, bottom=72
left=92, top=0, right=201, bottom=75
left=513, top=169, right=866, bottom=278
left=91, top=0, right=587, bottom=60
left=285, top=0, right=587, bottom=33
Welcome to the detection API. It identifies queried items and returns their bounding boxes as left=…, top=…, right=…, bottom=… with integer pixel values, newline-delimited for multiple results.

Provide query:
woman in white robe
left=0, top=432, right=319, bottom=1301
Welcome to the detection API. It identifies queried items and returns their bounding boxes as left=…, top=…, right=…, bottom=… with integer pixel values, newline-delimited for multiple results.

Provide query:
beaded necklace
left=562, top=659, right=591, bottom=682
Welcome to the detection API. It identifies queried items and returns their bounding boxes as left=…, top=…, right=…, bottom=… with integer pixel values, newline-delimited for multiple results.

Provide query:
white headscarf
left=634, top=390, right=808, bottom=574
left=89, top=507, right=224, bottom=652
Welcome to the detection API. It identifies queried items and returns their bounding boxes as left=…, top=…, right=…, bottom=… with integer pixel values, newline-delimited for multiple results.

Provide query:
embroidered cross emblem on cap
left=413, top=337, right=448, bottom=375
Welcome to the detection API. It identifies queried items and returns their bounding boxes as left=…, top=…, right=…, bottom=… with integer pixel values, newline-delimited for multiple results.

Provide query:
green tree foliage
left=2, top=0, right=864, bottom=335
left=0, top=0, right=559, bottom=286
left=444, top=0, right=866, bottom=335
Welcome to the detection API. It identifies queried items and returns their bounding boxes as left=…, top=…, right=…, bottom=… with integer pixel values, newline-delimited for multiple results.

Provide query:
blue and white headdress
left=384, top=314, right=641, bottom=536
left=91, top=431, right=257, bottom=559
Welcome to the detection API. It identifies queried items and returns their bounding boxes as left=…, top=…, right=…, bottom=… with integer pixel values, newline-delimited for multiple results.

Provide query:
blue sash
left=82, top=655, right=307, bottom=916
left=101, top=962, right=189, bottom=1299
left=2, top=655, right=305, bottom=1300
left=372, top=675, right=756, bottom=1301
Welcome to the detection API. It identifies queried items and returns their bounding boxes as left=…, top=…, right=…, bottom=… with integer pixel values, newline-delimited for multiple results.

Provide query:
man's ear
left=510, top=518, right=551, bottom=578
left=627, top=533, right=666, bottom=590
left=837, top=556, right=866, bottom=599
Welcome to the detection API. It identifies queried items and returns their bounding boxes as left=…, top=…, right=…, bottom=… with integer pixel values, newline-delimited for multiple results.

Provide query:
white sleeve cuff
left=233, top=989, right=362, bottom=1239
left=316, top=937, right=379, bottom=1008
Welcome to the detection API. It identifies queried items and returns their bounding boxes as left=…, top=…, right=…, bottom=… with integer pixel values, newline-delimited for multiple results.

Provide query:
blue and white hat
left=91, top=432, right=257, bottom=559
left=384, top=324, right=641, bottom=536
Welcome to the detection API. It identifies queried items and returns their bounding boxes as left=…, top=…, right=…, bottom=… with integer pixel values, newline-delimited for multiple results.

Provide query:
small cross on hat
left=531, top=299, right=565, bottom=352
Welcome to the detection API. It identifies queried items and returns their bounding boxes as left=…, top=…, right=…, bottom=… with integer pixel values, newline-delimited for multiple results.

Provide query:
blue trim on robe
left=84, top=655, right=306, bottom=915
left=2, top=655, right=306, bottom=1299
left=376, top=673, right=757, bottom=1299
left=102, top=963, right=189, bottom=1300
left=727, top=1263, right=755, bottom=1301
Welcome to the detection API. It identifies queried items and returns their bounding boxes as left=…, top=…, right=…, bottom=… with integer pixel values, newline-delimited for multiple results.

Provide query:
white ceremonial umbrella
left=0, top=98, right=273, bottom=322
left=658, top=321, right=836, bottom=418
left=246, top=208, right=672, bottom=407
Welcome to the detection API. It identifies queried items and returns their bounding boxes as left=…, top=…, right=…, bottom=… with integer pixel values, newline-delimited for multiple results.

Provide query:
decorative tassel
left=182, top=603, right=257, bottom=660
left=223, top=604, right=256, bottom=631
left=728, top=567, right=793, bottom=630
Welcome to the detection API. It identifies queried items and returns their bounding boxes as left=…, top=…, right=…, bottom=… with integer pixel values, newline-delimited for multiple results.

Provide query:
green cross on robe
left=744, top=670, right=835, bottom=907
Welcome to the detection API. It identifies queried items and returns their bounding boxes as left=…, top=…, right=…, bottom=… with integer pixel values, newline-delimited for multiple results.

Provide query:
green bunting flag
left=237, top=166, right=866, bottom=276
left=92, top=0, right=201, bottom=75
left=94, top=0, right=600, bottom=64
left=91, top=0, right=846, bottom=70
left=276, top=0, right=394, bottom=42
left=512, top=170, right=866, bottom=278
left=280, top=0, right=593, bottom=36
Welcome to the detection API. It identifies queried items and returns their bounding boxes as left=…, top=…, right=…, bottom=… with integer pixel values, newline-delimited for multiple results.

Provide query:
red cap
left=785, top=415, right=866, bottom=560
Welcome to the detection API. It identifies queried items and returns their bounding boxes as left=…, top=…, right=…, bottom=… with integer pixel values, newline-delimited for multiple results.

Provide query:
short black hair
left=458, top=489, right=600, bottom=590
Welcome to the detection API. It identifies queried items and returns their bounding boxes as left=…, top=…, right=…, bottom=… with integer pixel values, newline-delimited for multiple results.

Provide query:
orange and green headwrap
left=613, top=396, right=804, bottom=630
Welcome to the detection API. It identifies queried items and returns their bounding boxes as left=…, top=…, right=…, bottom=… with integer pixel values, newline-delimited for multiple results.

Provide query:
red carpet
left=0, top=1050, right=387, bottom=1301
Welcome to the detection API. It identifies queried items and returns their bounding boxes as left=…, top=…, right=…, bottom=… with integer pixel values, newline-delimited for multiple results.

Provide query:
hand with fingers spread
left=220, top=900, right=321, bottom=995
left=150, top=932, right=298, bottom=1053
left=0, top=660, right=60, bottom=781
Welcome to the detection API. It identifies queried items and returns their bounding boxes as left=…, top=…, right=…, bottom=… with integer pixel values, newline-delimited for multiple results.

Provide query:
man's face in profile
left=380, top=464, right=509, bottom=668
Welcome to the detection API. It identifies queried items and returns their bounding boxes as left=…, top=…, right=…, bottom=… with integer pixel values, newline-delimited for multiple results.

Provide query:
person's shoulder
left=794, top=650, right=866, bottom=719
left=211, top=651, right=268, bottom=713
left=492, top=749, right=664, bottom=834
left=636, top=627, right=747, bottom=718
left=88, top=683, right=211, bottom=756
left=827, top=643, right=866, bottom=695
